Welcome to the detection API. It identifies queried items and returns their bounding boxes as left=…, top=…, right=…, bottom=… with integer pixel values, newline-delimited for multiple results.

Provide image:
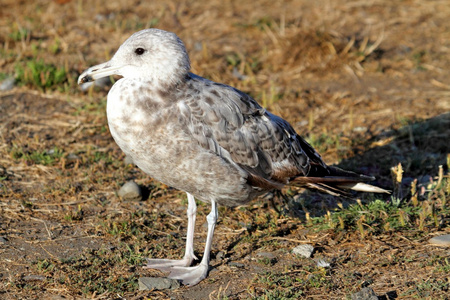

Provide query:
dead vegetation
left=0, top=0, right=449, bottom=299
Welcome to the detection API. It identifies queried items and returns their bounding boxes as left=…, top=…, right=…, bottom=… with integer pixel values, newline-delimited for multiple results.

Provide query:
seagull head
left=78, top=28, right=191, bottom=87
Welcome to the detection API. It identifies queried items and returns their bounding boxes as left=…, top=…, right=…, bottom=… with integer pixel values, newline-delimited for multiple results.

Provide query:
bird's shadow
left=276, top=112, right=449, bottom=219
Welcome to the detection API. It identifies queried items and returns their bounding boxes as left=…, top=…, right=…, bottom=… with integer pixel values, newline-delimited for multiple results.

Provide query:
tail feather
left=290, top=165, right=390, bottom=196
left=336, top=182, right=390, bottom=193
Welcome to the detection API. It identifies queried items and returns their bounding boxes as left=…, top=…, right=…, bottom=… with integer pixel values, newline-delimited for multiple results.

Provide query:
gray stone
left=429, top=234, right=450, bottom=246
left=0, top=77, right=15, bottom=91
left=0, top=236, right=7, bottom=244
left=228, top=262, right=245, bottom=268
left=292, top=244, right=314, bottom=258
left=118, top=180, right=142, bottom=201
left=351, top=287, right=378, bottom=300
left=66, top=153, right=80, bottom=161
left=138, top=277, right=180, bottom=290
left=215, top=250, right=225, bottom=261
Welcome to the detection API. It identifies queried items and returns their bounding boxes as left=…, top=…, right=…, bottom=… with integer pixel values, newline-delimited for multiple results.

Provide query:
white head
left=78, top=29, right=191, bottom=88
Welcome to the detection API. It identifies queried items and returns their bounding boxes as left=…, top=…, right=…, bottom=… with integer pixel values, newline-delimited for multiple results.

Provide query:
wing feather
left=176, top=75, right=321, bottom=187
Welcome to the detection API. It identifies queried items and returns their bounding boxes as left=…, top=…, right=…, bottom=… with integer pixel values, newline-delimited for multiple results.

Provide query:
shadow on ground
left=283, top=112, right=449, bottom=218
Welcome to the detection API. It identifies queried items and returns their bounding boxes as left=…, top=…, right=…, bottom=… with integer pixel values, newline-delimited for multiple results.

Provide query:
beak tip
left=77, top=74, right=92, bottom=85
left=78, top=61, right=116, bottom=85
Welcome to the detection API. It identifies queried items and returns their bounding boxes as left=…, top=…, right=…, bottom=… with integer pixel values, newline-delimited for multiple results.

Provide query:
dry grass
left=1, top=0, right=449, bottom=299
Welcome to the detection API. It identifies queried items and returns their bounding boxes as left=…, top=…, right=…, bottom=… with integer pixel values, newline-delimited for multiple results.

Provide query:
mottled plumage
left=78, top=28, right=388, bottom=286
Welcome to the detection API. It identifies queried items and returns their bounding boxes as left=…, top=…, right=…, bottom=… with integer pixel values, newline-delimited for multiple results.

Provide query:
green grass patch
left=15, top=59, right=68, bottom=91
left=307, top=132, right=343, bottom=156
left=10, top=145, right=64, bottom=166
left=252, top=265, right=334, bottom=299
left=307, top=167, right=449, bottom=237
left=0, top=72, right=10, bottom=81
left=8, top=27, right=30, bottom=41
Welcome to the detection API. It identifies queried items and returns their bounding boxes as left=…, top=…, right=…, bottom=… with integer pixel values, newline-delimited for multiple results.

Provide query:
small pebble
left=215, top=251, right=225, bottom=261
left=292, top=244, right=314, bottom=258
left=352, top=126, right=368, bottom=133
left=0, top=77, right=15, bottom=91
left=66, top=153, right=80, bottom=161
left=138, top=277, right=180, bottom=290
left=351, top=287, right=378, bottom=300
left=118, top=180, right=142, bottom=201
left=228, top=262, right=245, bottom=268
left=428, top=234, right=450, bottom=246
left=256, top=252, right=276, bottom=259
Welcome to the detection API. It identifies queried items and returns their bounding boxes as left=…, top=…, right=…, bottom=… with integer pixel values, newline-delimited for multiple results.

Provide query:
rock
left=428, top=234, right=450, bottom=246
left=215, top=251, right=225, bottom=261
left=228, top=262, right=245, bottom=268
left=118, top=180, right=142, bottom=201
left=0, top=77, right=15, bottom=91
left=0, top=236, right=8, bottom=244
left=351, top=287, right=378, bottom=300
left=138, top=277, right=180, bottom=290
left=292, top=244, right=314, bottom=258
left=66, top=153, right=80, bottom=161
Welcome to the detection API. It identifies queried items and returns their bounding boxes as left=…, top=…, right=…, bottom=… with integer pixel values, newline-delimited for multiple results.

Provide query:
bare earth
left=0, top=0, right=449, bottom=299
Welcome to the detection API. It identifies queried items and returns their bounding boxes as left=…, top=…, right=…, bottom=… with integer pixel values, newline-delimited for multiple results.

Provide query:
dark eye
left=135, top=48, right=145, bottom=55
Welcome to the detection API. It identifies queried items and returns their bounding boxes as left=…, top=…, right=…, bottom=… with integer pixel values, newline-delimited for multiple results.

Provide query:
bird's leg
left=144, top=192, right=197, bottom=269
left=183, top=193, right=198, bottom=262
left=164, top=199, right=218, bottom=286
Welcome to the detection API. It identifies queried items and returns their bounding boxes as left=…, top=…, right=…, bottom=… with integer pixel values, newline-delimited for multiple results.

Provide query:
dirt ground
left=0, top=0, right=449, bottom=299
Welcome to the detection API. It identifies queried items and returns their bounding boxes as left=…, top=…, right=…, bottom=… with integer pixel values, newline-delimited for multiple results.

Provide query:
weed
left=120, top=244, right=149, bottom=265
left=253, top=264, right=334, bottom=299
left=257, top=257, right=276, bottom=266
left=9, top=27, right=30, bottom=41
left=15, top=59, right=68, bottom=91
left=0, top=72, right=10, bottom=81
left=254, top=16, right=275, bottom=30
left=64, top=205, right=84, bottom=221
left=102, top=220, right=142, bottom=239
left=412, top=50, right=427, bottom=71
left=34, top=259, right=55, bottom=272
left=10, top=145, right=64, bottom=166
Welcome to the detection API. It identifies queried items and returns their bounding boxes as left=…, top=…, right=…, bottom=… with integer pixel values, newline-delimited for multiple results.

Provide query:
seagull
left=78, top=28, right=389, bottom=286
